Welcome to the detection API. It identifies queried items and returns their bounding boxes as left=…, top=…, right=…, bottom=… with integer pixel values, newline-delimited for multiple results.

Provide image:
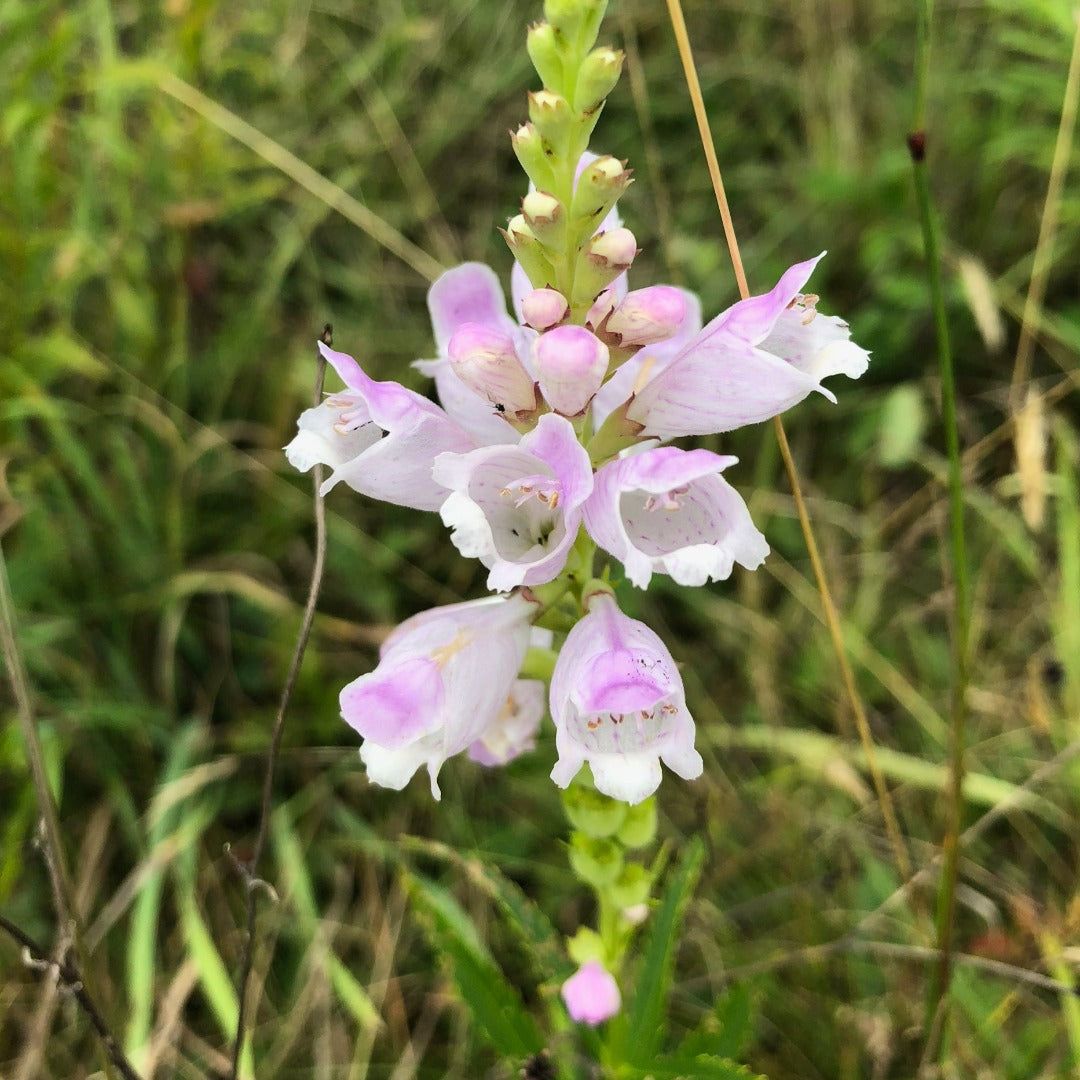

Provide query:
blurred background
left=2, top=0, right=1079, bottom=1076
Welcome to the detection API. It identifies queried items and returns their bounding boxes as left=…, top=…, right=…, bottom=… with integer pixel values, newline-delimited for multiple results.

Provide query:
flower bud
left=502, top=214, right=556, bottom=289
left=585, top=287, right=617, bottom=330
left=522, top=287, right=569, bottom=330
left=521, top=190, right=564, bottom=246
left=510, top=123, right=555, bottom=190
left=616, top=797, right=657, bottom=848
left=544, top=0, right=606, bottom=52
left=448, top=323, right=538, bottom=418
left=562, top=961, right=621, bottom=1026
left=534, top=325, right=610, bottom=416
left=526, top=21, right=563, bottom=90
left=562, top=783, right=627, bottom=837
left=570, top=155, right=632, bottom=224
left=566, top=926, right=605, bottom=966
left=568, top=832, right=623, bottom=887
left=528, top=89, right=575, bottom=151
left=574, top=46, right=624, bottom=112
left=609, top=863, right=651, bottom=909
left=606, top=286, right=687, bottom=346
left=571, top=228, right=638, bottom=306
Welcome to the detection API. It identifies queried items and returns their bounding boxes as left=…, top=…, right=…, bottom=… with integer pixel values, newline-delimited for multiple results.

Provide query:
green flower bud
left=616, top=797, right=657, bottom=849
left=569, top=832, right=624, bottom=888
left=567, top=926, right=605, bottom=965
left=522, top=190, right=565, bottom=247
left=562, top=784, right=627, bottom=838
left=502, top=215, right=556, bottom=288
left=571, top=227, right=638, bottom=306
left=573, top=46, right=624, bottom=112
left=528, top=89, right=575, bottom=155
left=510, top=123, right=555, bottom=191
left=609, top=863, right=652, bottom=909
left=570, top=155, right=632, bottom=225
left=544, top=0, right=607, bottom=53
left=527, top=22, right=564, bottom=91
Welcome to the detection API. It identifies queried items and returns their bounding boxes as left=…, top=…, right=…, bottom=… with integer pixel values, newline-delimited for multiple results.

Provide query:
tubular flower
left=467, top=678, right=545, bottom=766
left=340, top=594, right=536, bottom=799
left=414, top=262, right=530, bottom=445
left=549, top=592, right=702, bottom=804
left=433, top=413, right=594, bottom=592
left=625, top=254, right=869, bottom=439
left=561, top=960, right=621, bottom=1025
left=285, top=342, right=475, bottom=512
left=584, top=447, right=768, bottom=589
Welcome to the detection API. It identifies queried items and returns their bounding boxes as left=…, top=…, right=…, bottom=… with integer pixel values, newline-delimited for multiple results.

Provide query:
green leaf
left=409, top=872, right=543, bottom=1060
left=614, top=836, right=705, bottom=1066
left=618, top=1054, right=765, bottom=1079
left=677, top=984, right=753, bottom=1062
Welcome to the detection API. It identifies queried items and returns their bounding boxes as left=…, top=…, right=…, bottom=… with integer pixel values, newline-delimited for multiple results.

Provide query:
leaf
left=876, top=384, right=926, bottom=468
left=615, top=836, right=705, bottom=1066
left=677, top=984, right=753, bottom=1062
left=409, top=872, right=543, bottom=1060
left=618, top=1054, right=766, bottom=1079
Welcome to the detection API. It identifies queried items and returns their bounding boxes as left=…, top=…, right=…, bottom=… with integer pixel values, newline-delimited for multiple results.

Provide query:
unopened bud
left=570, top=155, right=632, bottom=223
left=448, top=323, right=538, bottom=418
left=568, top=832, right=623, bottom=888
left=528, top=89, right=575, bottom=152
left=521, top=190, right=564, bottom=246
left=606, top=286, right=687, bottom=346
left=510, top=123, right=555, bottom=190
left=502, top=214, right=556, bottom=289
left=522, top=288, right=570, bottom=331
left=616, top=797, right=656, bottom=848
left=585, top=288, right=617, bottom=330
left=534, top=324, right=610, bottom=416
left=572, top=227, right=638, bottom=305
left=544, top=0, right=606, bottom=53
left=609, top=864, right=651, bottom=909
left=527, top=22, right=563, bottom=90
left=574, top=46, right=624, bottom=112
left=588, top=227, right=637, bottom=268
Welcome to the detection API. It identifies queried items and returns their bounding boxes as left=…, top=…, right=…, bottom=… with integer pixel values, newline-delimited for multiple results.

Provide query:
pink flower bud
left=534, top=325, right=610, bottom=416
left=587, top=227, right=637, bottom=270
left=561, top=961, right=621, bottom=1026
left=585, top=288, right=617, bottom=330
left=522, top=288, right=569, bottom=330
left=606, top=286, right=687, bottom=346
left=448, top=323, right=537, bottom=417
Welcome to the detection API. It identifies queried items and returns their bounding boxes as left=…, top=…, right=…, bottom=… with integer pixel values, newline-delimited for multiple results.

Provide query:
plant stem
left=908, top=0, right=971, bottom=1051
left=229, top=328, right=331, bottom=1080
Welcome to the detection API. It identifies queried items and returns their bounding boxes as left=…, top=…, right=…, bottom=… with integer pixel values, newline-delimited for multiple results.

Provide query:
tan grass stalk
left=663, top=0, right=911, bottom=883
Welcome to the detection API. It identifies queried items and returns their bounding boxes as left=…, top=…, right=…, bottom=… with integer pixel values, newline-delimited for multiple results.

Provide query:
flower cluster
left=285, top=0, right=868, bottom=1027
left=286, top=253, right=867, bottom=804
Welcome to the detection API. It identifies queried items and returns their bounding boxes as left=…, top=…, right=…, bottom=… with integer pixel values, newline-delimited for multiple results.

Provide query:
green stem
left=910, top=0, right=971, bottom=1053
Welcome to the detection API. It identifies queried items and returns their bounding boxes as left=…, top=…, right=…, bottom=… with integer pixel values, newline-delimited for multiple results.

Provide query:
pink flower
left=447, top=324, right=539, bottom=421
left=561, top=961, right=621, bottom=1025
left=534, top=325, right=610, bottom=416
left=285, top=342, right=475, bottom=512
left=340, top=594, right=536, bottom=799
left=604, top=285, right=687, bottom=347
left=625, top=254, right=869, bottom=439
left=466, top=679, right=545, bottom=766
left=415, top=263, right=531, bottom=445
left=584, top=447, right=768, bottom=588
left=549, top=592, right=702, bottom=804
left=433, top=414, right=594, bottom=592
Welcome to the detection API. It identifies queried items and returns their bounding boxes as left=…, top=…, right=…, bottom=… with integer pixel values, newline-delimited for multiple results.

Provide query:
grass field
left=2, top=0, right=1080, bottom=1077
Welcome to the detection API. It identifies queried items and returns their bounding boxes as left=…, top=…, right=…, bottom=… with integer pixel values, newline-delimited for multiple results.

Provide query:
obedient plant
left=286, top=0, right=868, bottom=1049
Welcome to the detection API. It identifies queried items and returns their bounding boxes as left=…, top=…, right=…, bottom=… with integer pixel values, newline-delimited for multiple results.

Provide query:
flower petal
left=427, top=263, right=516, bottom=352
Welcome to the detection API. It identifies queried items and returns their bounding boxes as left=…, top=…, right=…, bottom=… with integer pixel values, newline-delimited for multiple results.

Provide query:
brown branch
left=0, top=912, right=143, bottom=1080
left=228, top=326, right=332, bottom=1079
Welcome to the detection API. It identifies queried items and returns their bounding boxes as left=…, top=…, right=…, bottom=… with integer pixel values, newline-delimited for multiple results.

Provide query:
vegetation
left=2, top=0, right=1079, bottom=1076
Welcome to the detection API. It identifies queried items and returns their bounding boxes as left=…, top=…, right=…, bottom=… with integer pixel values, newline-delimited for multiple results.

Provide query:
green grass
left=2, top=0, right=1080, bottom=1077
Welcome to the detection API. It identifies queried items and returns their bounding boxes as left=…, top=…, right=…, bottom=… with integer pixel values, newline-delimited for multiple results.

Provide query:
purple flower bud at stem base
left=522, top=288, right=569, bottom=330
left=448, top=323, right=537, bottom=417
left=561, top=961, right=621, bottom=1025
left=606, top=286, right=687, bottom=346
left=534, top=325, right=610, bottom=416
